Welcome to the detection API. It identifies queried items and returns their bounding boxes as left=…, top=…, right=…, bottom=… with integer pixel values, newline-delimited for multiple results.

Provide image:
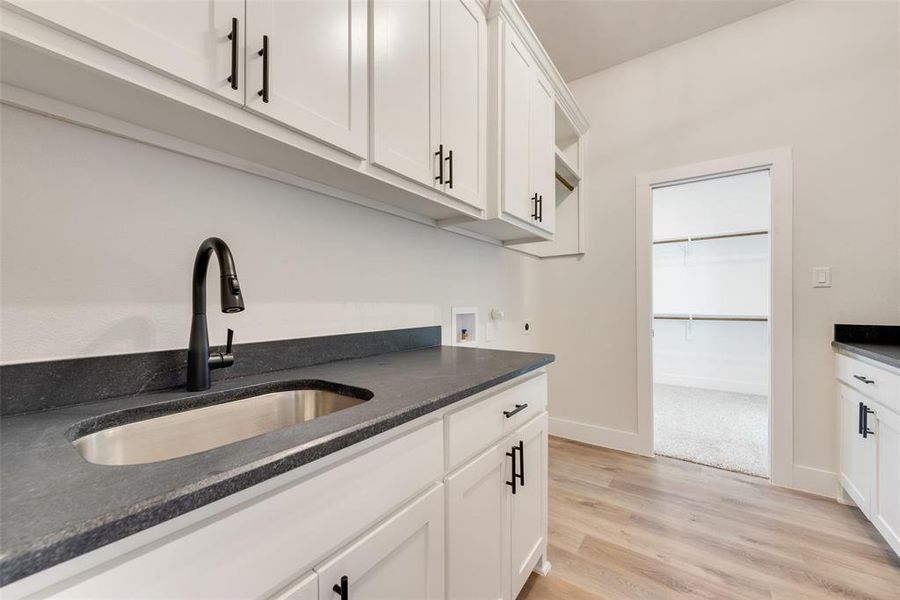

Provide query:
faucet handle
left=209, top=329, right=236, bottom=371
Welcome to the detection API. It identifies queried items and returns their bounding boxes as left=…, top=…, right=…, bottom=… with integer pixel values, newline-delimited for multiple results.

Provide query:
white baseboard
left=550, top=416, right=839, bottom=500
left=654, top=373, right=768, bottom=396
left=791, top=464, right=840, bottom=499
left=549, top=417, right=650, bottom=456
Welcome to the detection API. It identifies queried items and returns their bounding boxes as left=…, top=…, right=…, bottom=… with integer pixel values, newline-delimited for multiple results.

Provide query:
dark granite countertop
left=0, top=345, right=553, bottom=585
left=832, top=341, right=900, bottom=370
left=832, top=324, right=900, bottom=370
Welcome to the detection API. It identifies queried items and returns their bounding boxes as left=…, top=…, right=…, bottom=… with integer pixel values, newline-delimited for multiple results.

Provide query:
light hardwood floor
left=519, top=436, right=900, bottom=600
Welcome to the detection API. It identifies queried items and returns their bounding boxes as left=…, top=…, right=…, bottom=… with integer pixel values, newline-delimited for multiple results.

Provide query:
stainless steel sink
left=72, top=388, right=369, bottom=466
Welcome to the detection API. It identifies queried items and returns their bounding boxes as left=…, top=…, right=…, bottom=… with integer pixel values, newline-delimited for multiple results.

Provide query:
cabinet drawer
left=54, top=421, right=443, bottom=599
left=446, top=374, right=547, bottom=470
left=836, top=353, right=900, bottom=414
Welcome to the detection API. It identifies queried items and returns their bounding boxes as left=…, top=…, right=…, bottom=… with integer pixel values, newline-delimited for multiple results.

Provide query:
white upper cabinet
left=454, top=7, right=572, bottom=244
left=437, top=0, right=486, bottom=209
left=270, top=572, right=318, bottom=600
left=500, top=24, right=533, bottom=225
left=245, top=0, right=368, bottom=157
left=6, top=0, right=245, bottom=103
left=529, top=72, right=556, bottom=234
left=370, top=0, right=439, bottom=187
left=1, top=0, right=585, bottom=239
left=371, top=0, right=485, bottom=210
left=500, top=22, right=554, bottom=234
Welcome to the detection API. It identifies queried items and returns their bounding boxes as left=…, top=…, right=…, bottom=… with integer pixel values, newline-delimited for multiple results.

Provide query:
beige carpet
left=654, top=383, right=769, bottom=477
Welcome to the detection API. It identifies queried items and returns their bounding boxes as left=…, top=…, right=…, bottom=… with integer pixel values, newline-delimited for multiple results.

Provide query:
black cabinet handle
left=445, top=149, right=453, bottom=189
left=537, top=195, right=543, bottom=222
left=863, top=405, right=875, bottom=438
left=434, top=144, right=444, bottom=184
left=854, top=374, right=875, bottom=385
left=503, top=403, right=528, bottom=419
left=257, top=35, right=269, bottom=102
left=227, top=17, right=238, bottom=90
left=332, top=575, right=348, bottom=600
left=506, top=445, right=518, bottom=494
left=531, top=193, right=539, bottom=220
left=858, top=401, right=864, bottom=435
left=516, top=439, right=525, bottom=487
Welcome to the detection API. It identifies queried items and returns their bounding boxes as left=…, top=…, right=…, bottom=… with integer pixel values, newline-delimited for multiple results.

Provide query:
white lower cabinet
left=508, top=414, right=548, bottom=597
left=839, top=383, right=875, bottom=513
left=836, top=352, right=900, bottom=557
left=872, top=404, right=900, bottom=555
left=5, top=373, right=549, bottom=600
left=446, top=443, right=510, bottom=600
left=446, top=408, right=549, bottom=600
left=315, top=484, right=444, bottom=600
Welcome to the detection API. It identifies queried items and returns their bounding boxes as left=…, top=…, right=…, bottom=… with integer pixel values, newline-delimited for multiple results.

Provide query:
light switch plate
left=812, top=266, right=831, bottom=288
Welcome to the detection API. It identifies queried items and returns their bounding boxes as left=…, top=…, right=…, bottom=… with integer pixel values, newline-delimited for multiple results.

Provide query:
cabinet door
left=529, top=72, right=556, bottom=234
left=246, top=0, right=368, bottom=157
left=839, top=384, right=875, bottom=515
left=500, top=23, right=534, bottom=224
left=446, top=444, right=509, bottom=600
left=270, top=571, right=317, bottom=600
left=316, top=485, right=444, bottom=600
left=437, top=0, right=486, bottom=209
left=371, top=0, right=439, bottom=185
left=872, top=404, right=900, bottom=555
left=508, top=413, right=548, bottom=598
left=8, top=0, right=243, bottom=102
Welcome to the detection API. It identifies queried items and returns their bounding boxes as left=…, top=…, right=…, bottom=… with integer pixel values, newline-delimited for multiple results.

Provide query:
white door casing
left=635, top=148, right=793, bottom=488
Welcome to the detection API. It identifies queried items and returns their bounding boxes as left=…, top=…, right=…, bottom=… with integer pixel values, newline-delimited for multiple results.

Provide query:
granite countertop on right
left=832, top=324, right=900, bottom=370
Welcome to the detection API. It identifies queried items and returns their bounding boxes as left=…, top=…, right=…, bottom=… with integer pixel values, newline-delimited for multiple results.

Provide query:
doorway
left=651, top=170, right=770, bottom=476
left=635, top=149, right=794, bottom=486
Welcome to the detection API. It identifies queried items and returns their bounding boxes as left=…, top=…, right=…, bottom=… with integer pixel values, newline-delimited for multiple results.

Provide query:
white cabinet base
left=837, top=351, right=900, bottom=557
left=2, top=371, right=551, bottom=599
left=316, top=484, right=445, bottom=600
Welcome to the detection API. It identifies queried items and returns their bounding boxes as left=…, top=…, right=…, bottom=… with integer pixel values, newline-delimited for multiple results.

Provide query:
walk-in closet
left=652, top=170, right=771, bottom=477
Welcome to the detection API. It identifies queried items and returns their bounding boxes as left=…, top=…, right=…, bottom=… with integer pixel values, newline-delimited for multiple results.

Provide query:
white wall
left=540, top=0, right=900, bottom=495
left=0, top=105, right=543, bottom=363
